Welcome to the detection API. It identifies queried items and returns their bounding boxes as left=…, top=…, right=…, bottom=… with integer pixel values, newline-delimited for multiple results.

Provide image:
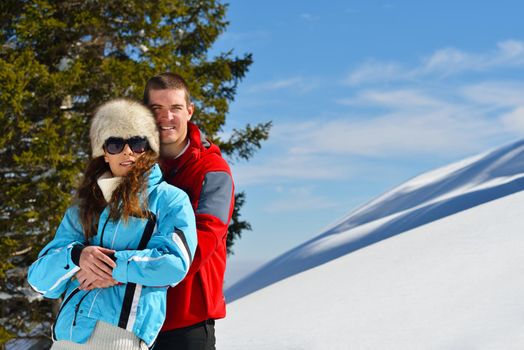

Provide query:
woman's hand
left=79, top=246, right=116, bottom=279
left=76, top=269, right=118, bottom=290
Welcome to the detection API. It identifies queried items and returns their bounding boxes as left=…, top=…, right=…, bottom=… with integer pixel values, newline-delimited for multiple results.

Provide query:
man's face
left=147, top=88, right=194, bottom=147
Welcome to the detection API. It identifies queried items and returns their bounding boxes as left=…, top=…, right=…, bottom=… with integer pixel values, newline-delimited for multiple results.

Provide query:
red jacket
left=159, top=122, right=234, bottom=330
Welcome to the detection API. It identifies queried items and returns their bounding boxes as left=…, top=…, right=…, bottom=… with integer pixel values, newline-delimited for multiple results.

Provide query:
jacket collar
left=97, top=172, right=123, bottom=202
left=146, top=164, right=163, bottom=194
left=97, top=163, right=163, bottom=205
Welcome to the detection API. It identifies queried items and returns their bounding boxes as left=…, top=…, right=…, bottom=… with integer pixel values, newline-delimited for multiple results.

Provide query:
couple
left=27, top=73, right=234, bottom=350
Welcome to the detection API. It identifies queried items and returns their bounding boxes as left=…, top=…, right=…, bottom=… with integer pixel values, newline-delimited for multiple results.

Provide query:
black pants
left=153, top=320, right=216, bottom=350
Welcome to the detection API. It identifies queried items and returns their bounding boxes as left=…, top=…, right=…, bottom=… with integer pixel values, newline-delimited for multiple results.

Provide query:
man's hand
left=79, top=246, right=116, bottom=279
left=76, top=269, right=118, bottom=291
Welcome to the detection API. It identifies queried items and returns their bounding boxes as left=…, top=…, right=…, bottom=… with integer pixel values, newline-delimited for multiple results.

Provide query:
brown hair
left=76, top=151, right=158, bottom=240
left=143, top=72, right=191, bottom=106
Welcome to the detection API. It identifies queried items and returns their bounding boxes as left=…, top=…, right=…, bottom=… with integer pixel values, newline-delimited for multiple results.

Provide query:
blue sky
left=209, top=1, right=524, bottom=283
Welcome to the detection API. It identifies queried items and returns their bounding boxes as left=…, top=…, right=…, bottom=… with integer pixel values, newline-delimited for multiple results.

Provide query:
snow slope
left=225, top=139, right=524, bottom=302
left=219, top=139, right=524, bottom=349
left=217, top=189, right=524, bottom=349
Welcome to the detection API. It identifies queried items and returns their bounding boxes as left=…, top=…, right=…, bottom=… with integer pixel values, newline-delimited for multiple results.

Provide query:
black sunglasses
left=103, top=137, right=149, bottom=155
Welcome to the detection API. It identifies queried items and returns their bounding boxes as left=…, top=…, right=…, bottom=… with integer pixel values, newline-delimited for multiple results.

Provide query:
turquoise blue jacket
left=27, top=164, right=197, bottom=347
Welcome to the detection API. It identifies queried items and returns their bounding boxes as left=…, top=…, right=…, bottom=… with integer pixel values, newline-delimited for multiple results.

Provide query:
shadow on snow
left=226, top=139, right=524, bottom=302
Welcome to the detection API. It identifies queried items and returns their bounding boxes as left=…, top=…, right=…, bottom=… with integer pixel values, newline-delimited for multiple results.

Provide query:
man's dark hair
left=143, top=72, right=192, bottom=106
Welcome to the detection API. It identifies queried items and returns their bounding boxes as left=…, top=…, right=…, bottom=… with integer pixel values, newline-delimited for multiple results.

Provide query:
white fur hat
left=90, top=99, right=159, bottom=157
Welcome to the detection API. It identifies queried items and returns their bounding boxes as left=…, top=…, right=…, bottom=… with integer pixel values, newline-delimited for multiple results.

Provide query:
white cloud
left=418, top=40, right=524, bottom=75
left=346, top=62, right=407, bottom=86
left=313, top=85, right=521, bottom=157
left=460, top=81, right=524, bottom=107
left=233, top=83, right=524, bottom=187
left=285, top=113, right=502, bottom=157
left=485, top=40, right=524, bottom=66
left=501, top=107, right=524, bottom=134
left=247, top=77, right=317, bottom=93
left=232, top=153, right=350, bottom=186
left=337, top=89, right=445, bottom=109
left=420, top=48, right=476, bottom=75
left=346, top=40, right=524, bottom=85
left=234, top=41, right=524, bottom=187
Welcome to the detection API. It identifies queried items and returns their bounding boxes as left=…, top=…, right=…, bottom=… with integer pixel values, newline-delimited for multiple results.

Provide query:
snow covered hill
left=218, top=139, right=524, bottom=349
left=225, top=139, right=524, bottom=302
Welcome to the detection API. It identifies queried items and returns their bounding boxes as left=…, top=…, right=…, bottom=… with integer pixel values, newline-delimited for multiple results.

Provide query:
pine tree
left=0, top=0, right=270, bottom=346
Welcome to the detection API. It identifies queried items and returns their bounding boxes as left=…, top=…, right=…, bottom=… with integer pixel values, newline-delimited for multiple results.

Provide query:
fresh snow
left=226, top=139, right=524, bottom=302
left=219, top=139, right=524, bottom=349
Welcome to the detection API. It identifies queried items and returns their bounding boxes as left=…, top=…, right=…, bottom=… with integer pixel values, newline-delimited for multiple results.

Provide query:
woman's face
left=103, top=137, right=148, bottom=177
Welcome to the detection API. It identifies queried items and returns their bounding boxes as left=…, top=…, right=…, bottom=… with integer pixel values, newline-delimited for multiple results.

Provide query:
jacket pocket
left=54, top=288, right=99, bottom=343
left=51, top=287, right=80, bottom=341
left=83, top=284, right=126, bottom=325
left=52, top=287, right=81, bottom=341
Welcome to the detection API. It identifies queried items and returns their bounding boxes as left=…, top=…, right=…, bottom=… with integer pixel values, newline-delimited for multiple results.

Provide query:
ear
left=187, top=103, right=194, bottom=121
left=104, top=155, right=109, bottom=163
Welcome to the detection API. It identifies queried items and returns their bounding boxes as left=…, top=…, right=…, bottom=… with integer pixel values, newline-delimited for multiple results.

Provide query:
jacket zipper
left=73, top=290, right=92, bottom=326
left=52, top=287, right=81, bottom=341
left=63, top=214, right=108, bottom=339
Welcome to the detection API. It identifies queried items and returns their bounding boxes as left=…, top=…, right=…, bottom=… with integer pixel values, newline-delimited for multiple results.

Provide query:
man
left=143, top=72, right=234, bottom=350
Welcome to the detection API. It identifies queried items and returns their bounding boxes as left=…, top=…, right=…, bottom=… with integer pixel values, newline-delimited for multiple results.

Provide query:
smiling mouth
left=120, top=161, right=135, bottom=166
left=160, top=126, right=176, bottom=131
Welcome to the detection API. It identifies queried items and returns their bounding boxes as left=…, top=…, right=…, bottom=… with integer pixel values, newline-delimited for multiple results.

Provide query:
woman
left=28, top=99, right=197, bottom=349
